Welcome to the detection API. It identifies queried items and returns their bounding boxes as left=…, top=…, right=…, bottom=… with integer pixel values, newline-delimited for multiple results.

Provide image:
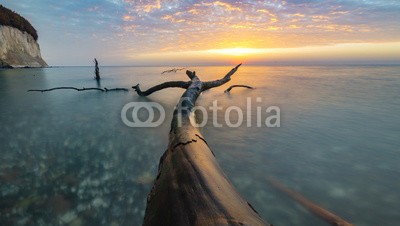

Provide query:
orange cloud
left=257, top=9, right=276, bottom=18
left=123, top=15, right=135, bottom=21
left=133, top=0, right=161, bottom=13
left=188, top=8, right=200, bottom=15
left=290, top=13, right=305, bottom=17
left=312, top=15, right=330, bottom=22
left=202, top=1, right=241, bottom=11
left=330, top=11, right=349, bottom=15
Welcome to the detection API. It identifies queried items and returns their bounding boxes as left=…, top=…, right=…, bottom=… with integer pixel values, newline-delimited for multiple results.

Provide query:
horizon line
left=44, top=62, right=400, bottom=68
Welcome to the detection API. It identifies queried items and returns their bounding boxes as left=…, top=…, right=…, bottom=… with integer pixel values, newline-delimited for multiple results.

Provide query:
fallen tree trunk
left=134, top=65, right=269, bottom=226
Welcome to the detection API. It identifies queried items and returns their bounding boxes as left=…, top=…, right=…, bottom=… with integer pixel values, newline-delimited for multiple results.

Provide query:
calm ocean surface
left=0, top=65, right=399, bottom=226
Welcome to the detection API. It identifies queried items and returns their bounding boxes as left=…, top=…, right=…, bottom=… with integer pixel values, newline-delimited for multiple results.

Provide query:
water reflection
left=0, top=66, right=399, bottom=226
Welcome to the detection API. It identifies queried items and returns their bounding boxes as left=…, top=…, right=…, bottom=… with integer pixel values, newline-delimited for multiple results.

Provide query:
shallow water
left=0, top=65, right=399, bottom=226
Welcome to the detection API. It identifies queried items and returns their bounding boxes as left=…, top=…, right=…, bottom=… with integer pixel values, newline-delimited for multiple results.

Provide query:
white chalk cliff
left=0, top=25, right=47, bottom=68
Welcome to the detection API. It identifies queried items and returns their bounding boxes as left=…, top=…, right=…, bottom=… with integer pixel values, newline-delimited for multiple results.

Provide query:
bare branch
left=132, top=81, right=190, bottom=96
left=161, top=68, right=185, bottom=74
left=186, top=70, right=196, bottom=80
left=27, top=87, right=128, bottom=92
left=224, top=63, right=242, bottom=79
left=202, top=63, right=242, bottom=91
left=104, top=87, right=129, bottom=91
left=266, top=177, right=354, bottom=226
left=132, top=64, right=242, bottom=96
left=224, top=85, right=254, bottom=93
left=28, top=87, right=81, bottom=92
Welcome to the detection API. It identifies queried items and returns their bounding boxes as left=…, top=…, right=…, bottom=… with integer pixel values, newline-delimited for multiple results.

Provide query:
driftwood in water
left=161, top=67, right=185, bottom=74
left=133, top=64, right=269, bottom=226
left=266, top=177, right=353, bottom=226
left=224, top=85, right=254, bottom=93
left=94, top=58, right=100, bottom=80
left=27, top=87, right=129, bottom=92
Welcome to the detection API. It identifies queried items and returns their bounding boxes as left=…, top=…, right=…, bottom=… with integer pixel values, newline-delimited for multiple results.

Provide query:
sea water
left=0, top=65, right=399, bottom=225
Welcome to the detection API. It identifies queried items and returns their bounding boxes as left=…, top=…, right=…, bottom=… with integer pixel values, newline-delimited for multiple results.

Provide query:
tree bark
left=135, top=65, right=270, bottom=226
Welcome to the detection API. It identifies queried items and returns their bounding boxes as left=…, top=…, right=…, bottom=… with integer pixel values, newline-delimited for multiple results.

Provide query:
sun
left=207, top=48, right=265, bottom=56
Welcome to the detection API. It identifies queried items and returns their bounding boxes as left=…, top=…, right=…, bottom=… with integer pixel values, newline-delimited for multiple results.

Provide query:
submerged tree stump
left=94, top=58, right=100, bottom=80
left=133, top=64, right=270, bottom=226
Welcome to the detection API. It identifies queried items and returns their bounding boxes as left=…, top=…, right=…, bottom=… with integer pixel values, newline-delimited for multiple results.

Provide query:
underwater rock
left=59, top=211, right=77, bottom=224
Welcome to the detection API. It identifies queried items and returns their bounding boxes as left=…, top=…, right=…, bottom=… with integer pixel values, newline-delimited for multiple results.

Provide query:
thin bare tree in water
left=94, top=58, right=100, bottom=81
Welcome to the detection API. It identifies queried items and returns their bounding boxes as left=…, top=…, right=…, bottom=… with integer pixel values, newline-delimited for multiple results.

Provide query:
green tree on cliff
left=0, top=5, right=38, bottom=40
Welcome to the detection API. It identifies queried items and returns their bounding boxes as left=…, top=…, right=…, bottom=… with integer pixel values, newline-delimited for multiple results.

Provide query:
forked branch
left=132, top=64, right=242, bottom=96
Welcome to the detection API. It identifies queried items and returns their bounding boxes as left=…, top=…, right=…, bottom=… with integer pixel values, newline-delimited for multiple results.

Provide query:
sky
left=2, top=0, right=400, bottom=66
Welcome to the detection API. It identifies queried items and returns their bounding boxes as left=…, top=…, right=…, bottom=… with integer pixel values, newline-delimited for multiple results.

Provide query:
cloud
left=3, top=0, right=400, bottom=65
left=202, top=1, right=242, bottom=11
